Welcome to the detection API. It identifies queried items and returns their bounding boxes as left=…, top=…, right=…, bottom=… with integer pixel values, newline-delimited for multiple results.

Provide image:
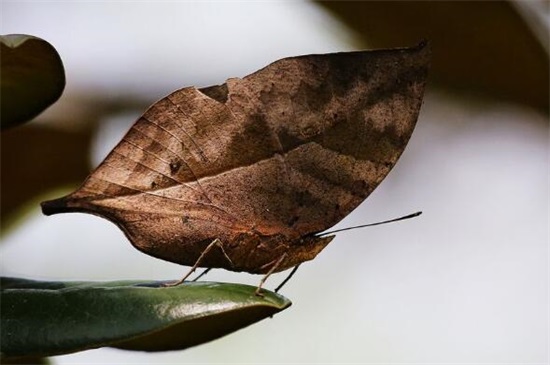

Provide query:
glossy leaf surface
left=0, top=277, right=290, bottom=360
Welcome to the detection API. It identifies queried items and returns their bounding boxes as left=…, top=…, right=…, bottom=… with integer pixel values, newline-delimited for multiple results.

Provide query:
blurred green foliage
left=1, top=35, right=65, bottom=130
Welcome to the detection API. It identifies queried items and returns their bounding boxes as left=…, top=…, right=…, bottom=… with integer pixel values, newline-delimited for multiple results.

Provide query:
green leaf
left=0, top=277, right=291, bottom=360
left=0, top=34, right=65, bottom=130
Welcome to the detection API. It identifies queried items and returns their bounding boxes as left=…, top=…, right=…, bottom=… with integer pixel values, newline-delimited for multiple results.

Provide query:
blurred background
left=1, top=1, right=548, bottom=363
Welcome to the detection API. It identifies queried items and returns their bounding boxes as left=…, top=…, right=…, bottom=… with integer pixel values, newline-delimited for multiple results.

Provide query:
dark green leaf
left=0, top=277, right=290, bottom=360
left=0, top=34, right=65, bottom=129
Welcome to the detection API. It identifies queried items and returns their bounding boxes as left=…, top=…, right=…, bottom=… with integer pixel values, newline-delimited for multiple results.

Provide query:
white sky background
left=1, top=1, right=548, bottom=364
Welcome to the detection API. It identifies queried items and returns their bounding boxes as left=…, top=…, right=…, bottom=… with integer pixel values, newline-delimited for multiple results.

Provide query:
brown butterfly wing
left=42, top=43, right=429, bottom=272
left=224, top=44, right=430, bottom=238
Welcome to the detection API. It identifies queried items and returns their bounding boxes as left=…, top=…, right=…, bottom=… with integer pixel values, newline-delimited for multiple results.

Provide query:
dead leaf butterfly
left=42, top=42, right=430, bottom=292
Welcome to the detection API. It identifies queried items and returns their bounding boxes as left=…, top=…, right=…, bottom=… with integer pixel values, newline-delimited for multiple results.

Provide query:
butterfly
left=42, top=43, right=430, bottom=292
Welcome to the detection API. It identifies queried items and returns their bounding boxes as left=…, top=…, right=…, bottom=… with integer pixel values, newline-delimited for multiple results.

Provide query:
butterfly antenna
left=318, top=211, right=422, bottom=237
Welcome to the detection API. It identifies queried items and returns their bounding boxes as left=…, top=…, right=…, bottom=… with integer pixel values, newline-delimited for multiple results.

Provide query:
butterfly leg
left=192, top=268, right=212, bottom=282
left=255, top=253, right=288, bottom=296
left=274, top=264, right=301, bottom=293
left=166, top=238, right=233, bottom=286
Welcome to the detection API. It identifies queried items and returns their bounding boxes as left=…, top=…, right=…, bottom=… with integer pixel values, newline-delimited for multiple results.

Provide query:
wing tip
left=41, top=196, right=75, bottom=216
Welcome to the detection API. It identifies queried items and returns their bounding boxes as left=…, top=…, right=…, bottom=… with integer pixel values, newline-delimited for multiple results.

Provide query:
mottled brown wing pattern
left=41, top=43, right=429, bottom=273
